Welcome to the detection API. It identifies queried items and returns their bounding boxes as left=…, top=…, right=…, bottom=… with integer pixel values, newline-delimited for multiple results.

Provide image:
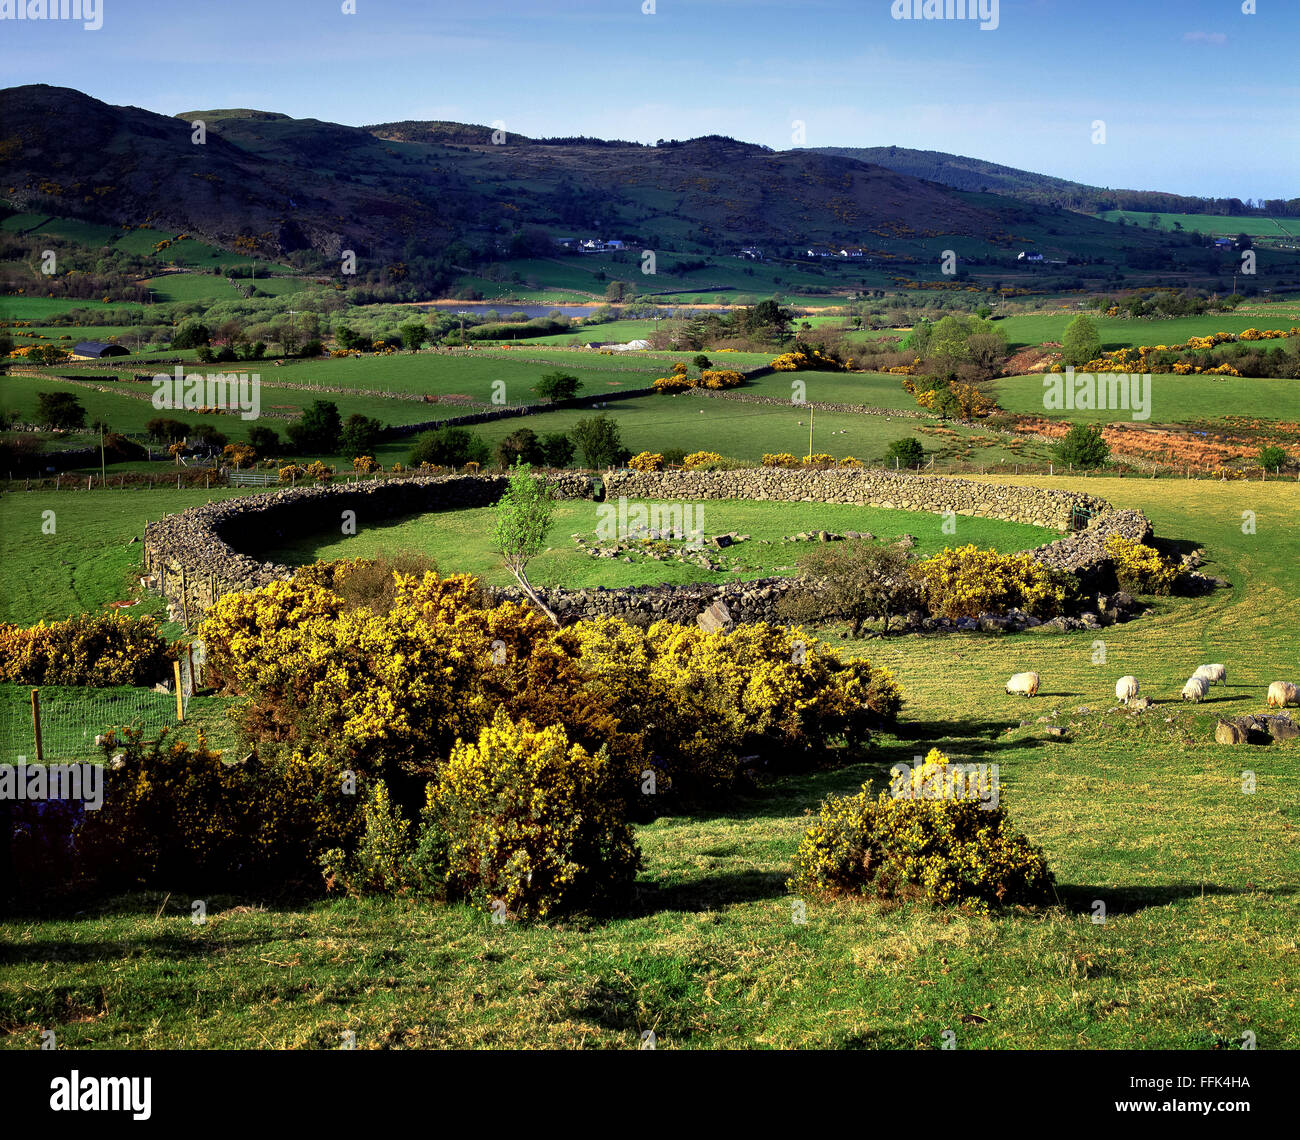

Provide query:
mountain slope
left=0, top=85, right=1190, bottom=275
left=809, top=146, right=1295, bottom=216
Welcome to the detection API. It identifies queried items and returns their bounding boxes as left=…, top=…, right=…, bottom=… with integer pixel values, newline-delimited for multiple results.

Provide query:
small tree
left=885, top=437, right=925, bottom=469
left=340, top=413, right=383, bottom=459
left=539, top=432, right=575, bottom=469
left=1258, top=444, right=1286, bottom=472
left=497, top=427, right=544, bottom=468
left=286, top=400, right=343, bottom=453
left=399, top=321, right=429, bottom=352
left=1061, top=315, right=1102, bottom=368
left=570, top=413, right=629, bottom=469
left=408, top=426, right=491, bottom=468
left=247, top=425, right=281, bottom=456
left=692, top=354, right=712, bottom=370
left=536, top=371, right=582, bottom=403
left=492, top=462, right=559, bottom=626
left=1053, top=422, right=1110, bottom=469
left=36, top=392, right=86, bottom=431
left=778, top=542, right=923, bottom=637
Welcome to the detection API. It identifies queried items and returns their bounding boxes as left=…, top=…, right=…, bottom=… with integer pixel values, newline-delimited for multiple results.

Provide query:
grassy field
left=0, top=485, right=253, bottom=626
left=459, top=393, right=1038, bottom=466
left=1098, top=210, right=1300, bottom=241
left=994, top=307, right=1300, bottom=352
left=256, top=499, right=1056, bottom=589
left=992, top=372, right=1299, bottom=425
left=0, top=475, right=1296, bottom=1049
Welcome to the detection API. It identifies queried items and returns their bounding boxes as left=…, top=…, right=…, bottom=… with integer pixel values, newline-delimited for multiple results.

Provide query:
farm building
left=1017, top=251, right=1044, bottom=262
left=71, top=341, right=130, bottom=359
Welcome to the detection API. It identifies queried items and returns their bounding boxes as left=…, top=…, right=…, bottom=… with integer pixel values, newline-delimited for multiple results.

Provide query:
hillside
left=810, top=145, right=1299, bottom=218
left=0, top=85, right=1189, bottom=278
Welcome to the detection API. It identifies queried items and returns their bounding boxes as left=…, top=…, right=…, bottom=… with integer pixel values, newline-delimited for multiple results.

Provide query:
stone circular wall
left=143, top=468, right=1152, bottom=628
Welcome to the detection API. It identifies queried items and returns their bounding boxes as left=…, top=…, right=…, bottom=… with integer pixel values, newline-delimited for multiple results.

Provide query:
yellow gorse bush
left=430, top=707, right=641, bottom=918
left=788, top=746, right=1054, bottom=914
left=911, top=544, right=1073, bottom=619
left=0, top=612, right=170, bottom=686
left=1105, top=535, right=1179, bottom=595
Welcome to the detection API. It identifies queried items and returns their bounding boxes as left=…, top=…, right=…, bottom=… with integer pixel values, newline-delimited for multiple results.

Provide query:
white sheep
left=1115, top=676, right=1140, bottom=705
left=1194, top=663, right=1227, bottom=686
left=1181, top=676, right=1209, bottom=703
left=1006, top=671, right=1040, bottom=697
left=1267, top=680, right=1298, bottom=708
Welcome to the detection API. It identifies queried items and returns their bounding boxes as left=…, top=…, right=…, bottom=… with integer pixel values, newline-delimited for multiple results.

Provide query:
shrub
left=1061, top=314, right=1103, bottom=368
left=563, top=618, right=901, bottom=799
left=321, top=781, right=419, bottom=898
left=571, top=413, right=629, bottom=468
left=1053, top=423, right=1110, bottom=469
left=304, top=459, right=332, bottom=482
left=762, top=453, right=801, bottom=468
left=278, top=463, right=306, bottom=483
left=912, top=545, right=1073, bottom=619
left=352, top=455, right=380, bottom=475
left=408, top=426, right=491, bottom=468
left=885, top=437, right=925, bottom=468
left=73, top=730, right=361, bottom=896
left=1259, top=444, right=1287, bottom=471
left=683, top=450, right=724, bottom=469
left=539, top=432, right=575, bottom=468
left=340, top=413, right=383, bottom=459
left=429, top=708, right=640, bottom=917
left=285, top=400, right=343, bottom=453
left=36, top=392, right=85, bottom=431
left=787, top=747, right=1054, bottom=914
left=628, top=451, right=664, bottom=471
left=0, top=613, right=169, bottom=686
left=223, top=442, right=256, bottom=469
left=661, top=447, right=688, bottom=467
left=802, top=453, right=836, bottom=469
left=1105, top=535, right=1179, bottom=595
left=536, top=371, right=583, bottom=403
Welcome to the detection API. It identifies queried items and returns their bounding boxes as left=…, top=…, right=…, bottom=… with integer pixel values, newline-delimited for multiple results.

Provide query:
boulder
left=1215, top=720, right=1246, bottom=745
left=696, top=599, right=734, bottom=633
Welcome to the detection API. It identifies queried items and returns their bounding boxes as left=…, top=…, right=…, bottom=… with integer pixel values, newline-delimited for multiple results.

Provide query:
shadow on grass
left=629, top=869, right=790, bottom=916
left=0, top=929, right=271, bottom=966
left=1055, top=881, right=1300, bottom=916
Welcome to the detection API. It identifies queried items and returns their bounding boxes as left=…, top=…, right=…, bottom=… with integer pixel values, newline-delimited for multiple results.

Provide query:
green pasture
left=994, top=308, right=1300, bottom=352
left=0, top=476, right=1295, bottom=1048
left=1098, top=211, right=1300, bottom=240
left=256, top=499, right=1056, bottom=590
left=992, top=372, right=1299, bottom=425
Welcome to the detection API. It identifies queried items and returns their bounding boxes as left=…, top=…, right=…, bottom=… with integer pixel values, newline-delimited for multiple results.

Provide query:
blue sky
left=5, top=0, right=1297, bottom=198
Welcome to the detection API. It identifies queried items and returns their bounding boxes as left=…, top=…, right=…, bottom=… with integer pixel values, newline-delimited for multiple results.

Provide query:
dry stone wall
left=143, top=467, right=1150, bottom=629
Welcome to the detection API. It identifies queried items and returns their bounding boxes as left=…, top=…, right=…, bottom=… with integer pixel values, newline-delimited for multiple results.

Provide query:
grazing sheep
left=1181, top=676, right=1209, bottom=703
left=1267, top=680, right=1299, bottom=708
left=1194, top=663, right=1227, bottom=686
left=1115, top=676, right=1140, bottom=705
left=1006, top=671, right=1040, bottom=697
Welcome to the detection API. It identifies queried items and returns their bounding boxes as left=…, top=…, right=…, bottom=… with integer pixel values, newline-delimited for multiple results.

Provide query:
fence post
left=179, top=565, right=189, bottom=629
left=173, top=661, right=184, bottom=722
left=29, top=691, right=42, bottom=759
left=187, top=642, right=197, bottom=691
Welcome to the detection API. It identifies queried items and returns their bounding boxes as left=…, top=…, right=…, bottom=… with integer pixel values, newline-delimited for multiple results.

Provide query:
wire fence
left=1, top=652, right=200, bottom=764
